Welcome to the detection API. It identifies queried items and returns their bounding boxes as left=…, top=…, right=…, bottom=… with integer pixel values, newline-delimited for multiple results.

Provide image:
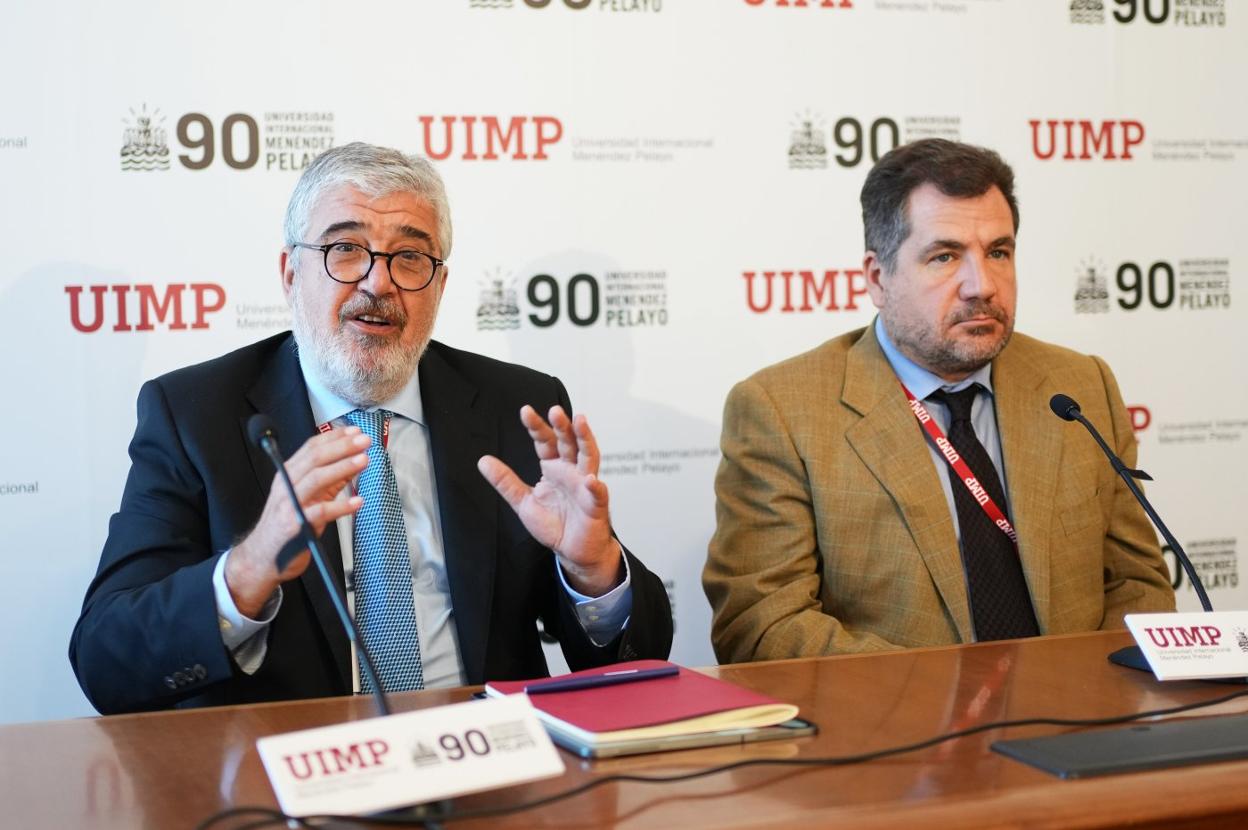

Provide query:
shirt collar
left=298, top=351, right=426, bottom=428
left=874, top=317, right=994, bottom=401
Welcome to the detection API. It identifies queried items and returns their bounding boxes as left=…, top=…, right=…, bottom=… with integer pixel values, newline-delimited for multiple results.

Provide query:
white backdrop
left=0, top=0, right=1244, bottom=724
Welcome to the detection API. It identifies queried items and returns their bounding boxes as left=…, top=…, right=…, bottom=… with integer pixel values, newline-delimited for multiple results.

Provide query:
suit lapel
left=419, top=346, right=499, bottom=685
left=993, top=337, right=1062, bottom=633
left=842, top=326, right=974, bottom=641
left=243, top=335, right=351, bottom=691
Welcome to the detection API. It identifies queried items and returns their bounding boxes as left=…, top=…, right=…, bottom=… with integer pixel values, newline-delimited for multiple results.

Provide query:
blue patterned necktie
left=344, top=409, right=425, bottom=693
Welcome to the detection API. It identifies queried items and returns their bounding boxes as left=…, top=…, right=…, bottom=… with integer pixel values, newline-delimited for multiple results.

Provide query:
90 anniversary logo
left=469, top=0, right=661, bottom=12
left=476, top=270, right=668, bottom=330
left=789, top=111, right=960, bottom=170
left=121, top=103, right=335, bottom=173
left=1073, top=258, right=1231, bottom=314
left=1070, top=0, right=1225, bottom=26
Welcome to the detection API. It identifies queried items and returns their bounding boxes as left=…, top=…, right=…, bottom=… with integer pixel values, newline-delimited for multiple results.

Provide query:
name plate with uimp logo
left=257, top=696, right=565, bottom=817
left=1125, top=611, right=1248, bottom=681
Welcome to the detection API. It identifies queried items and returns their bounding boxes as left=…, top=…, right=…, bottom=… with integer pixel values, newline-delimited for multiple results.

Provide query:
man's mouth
left=341, top=299, right=406, bottom=334
left=949, top=304, right=1005, bottom=329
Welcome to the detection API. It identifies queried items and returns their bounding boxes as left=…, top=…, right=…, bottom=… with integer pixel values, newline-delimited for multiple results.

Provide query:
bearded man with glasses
left=70, top=142, right=673, bottom=714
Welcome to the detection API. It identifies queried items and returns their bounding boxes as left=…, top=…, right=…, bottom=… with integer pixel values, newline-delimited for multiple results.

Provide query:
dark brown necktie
left=929, top=386, right=1039, bottom=641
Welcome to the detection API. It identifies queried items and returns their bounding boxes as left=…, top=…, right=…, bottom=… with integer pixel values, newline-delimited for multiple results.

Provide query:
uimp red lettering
left=533, top=116, right=563, bottom=159
left=65, top=285, right=108, bottom=333
left=190, top=283, right=226, bottom=329
left=283, top=752, right=314, bottom=781
left=908, top=398, right=931, bottom=424
left=935, top=436, right=960, bottom=464
left=963, top=476, right=989, bottom=506
left=136, top=283, right=188, bottom=331
left=742, top=271, right=775, bottom=313
left=1145, top=627, right=1171, bottom=648
left=366, top=739, right=390, bottom=766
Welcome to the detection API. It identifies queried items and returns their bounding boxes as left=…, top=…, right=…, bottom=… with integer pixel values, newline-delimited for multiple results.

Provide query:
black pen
left=524, top=665, right=679, bottom=695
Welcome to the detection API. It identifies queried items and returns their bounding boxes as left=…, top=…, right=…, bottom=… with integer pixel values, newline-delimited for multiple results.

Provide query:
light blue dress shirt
left=214, top=361, right=632, bottom=688
left=874, top=317, right=1012, bottom=542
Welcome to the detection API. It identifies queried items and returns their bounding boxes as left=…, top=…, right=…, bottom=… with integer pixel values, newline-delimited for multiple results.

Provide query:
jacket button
left=164, top=676, right=177, bottom=690
left=173, top=671, right=188, bottom=686
left=192, top=664, right=208, bottom=680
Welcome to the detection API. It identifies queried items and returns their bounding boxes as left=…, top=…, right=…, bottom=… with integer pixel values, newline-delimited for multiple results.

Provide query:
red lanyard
left=317, top=412, right=390, bottom=449
left=899, top=382, right=1018, bottom=546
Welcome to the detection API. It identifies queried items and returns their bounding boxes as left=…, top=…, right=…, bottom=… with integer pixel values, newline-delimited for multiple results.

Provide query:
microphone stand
left=249, top=415, right=454, bottom=823
left=250, top=417, right=391, bottom=717
left=1049, top=396, right=1216, bottom=675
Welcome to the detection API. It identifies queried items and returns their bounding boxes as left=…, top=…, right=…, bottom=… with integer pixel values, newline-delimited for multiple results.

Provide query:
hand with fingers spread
left=224, top=426, right=371, bottom=617
left=478, top=404, right=624, bottom=597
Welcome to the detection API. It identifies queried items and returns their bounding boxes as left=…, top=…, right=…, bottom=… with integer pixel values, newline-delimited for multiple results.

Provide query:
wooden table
left=6, top=631, right=1248, bottom=829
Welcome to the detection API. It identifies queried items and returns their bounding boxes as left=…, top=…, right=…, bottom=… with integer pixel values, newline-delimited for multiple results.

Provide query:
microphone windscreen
left=1049, top=394, right=1081, bottom=421
left=247, top=413, right=278, bottom=448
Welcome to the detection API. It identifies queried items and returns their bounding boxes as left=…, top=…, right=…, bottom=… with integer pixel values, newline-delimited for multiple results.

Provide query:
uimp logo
left=419, top=116, right=563, bottom=161
left=1070, top=0, right=1105, bottom=23
left=65, top=284, right=227, bottom=333
left=121, top=106, right=335, bottom=173
left=282, top=739, right=390, bottom=781
left=743, top=269, right=868, bottom=313
left=477, top=273, right=521, bottom=331
left=1030, top=119, right=1145, bottom=160
left=1074, top=258, right=1110, bottom=314
left=478, top=269, right=668, bottom=330
left=121, top=104, right=170, bottom=171
left=1142, top=625, right=1222, bottom=648
left=1070, top=0, right=1225, bottom=26
left=789, top=112, right=898, bottom=170
left=1072, top=257, right=1231, bottom=312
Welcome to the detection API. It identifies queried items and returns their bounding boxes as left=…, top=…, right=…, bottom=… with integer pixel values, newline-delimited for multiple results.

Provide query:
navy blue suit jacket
left=69, top=333, right=673, bottom=714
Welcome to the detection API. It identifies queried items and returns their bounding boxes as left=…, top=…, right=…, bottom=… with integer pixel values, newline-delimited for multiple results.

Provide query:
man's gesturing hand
left=226, top=427, right=370, bottom=617
left=478, top=405, right=623, bottom=597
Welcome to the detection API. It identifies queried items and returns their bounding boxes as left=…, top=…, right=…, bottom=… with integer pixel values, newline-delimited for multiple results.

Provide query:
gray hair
left=283, top=141, right=453, bottom=258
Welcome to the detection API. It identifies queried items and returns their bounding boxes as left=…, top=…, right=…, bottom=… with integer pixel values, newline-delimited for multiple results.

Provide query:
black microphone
left=1048, top=394, right=1214, bottom=674
left=246, top=413, right=391, bottom=716
left=1049, top=394, right=1155, bottom=483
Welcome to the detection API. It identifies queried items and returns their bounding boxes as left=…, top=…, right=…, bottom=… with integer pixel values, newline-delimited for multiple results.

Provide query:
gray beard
left=289, top=292, right=426, bottom=409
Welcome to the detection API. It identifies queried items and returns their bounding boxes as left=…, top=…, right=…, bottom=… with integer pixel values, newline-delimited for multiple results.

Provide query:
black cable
left=194, top=686, right=1248, bottom=830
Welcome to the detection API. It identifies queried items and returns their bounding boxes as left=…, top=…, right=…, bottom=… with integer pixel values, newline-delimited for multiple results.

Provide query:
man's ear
left=863, top=251, right=887, bottom=310
left=279, top=247, right=296, bottom=302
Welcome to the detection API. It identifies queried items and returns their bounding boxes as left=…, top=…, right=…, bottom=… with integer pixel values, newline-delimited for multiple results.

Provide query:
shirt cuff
left=557, top=553, right=633, bottom=648
left=213, top=549, right=282, bottom=674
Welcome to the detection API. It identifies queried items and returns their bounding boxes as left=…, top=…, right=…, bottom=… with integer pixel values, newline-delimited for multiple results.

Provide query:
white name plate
left=1125, top=611, right=1248, bottom=681
left=257, top=696, right=565, bottom=817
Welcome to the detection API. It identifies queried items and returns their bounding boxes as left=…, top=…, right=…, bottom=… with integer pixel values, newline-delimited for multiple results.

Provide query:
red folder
left=484, top=660, right=799, bottom=742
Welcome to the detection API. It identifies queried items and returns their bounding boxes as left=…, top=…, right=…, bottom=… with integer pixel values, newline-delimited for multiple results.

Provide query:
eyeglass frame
left=291, top=241, right=445, bottom=292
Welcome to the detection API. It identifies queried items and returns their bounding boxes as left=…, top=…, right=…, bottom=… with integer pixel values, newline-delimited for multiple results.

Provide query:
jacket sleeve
left=542, top=379, right=673, bottom=668
left=68, top=380, right=237, bottom=714
left=703, top=377, right=898, bottom=664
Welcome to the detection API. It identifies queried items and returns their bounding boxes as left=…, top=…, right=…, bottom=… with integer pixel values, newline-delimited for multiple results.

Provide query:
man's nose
left=958, top=253, right=997, bottom=301
left=361, top=253, right=399, bottom=295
